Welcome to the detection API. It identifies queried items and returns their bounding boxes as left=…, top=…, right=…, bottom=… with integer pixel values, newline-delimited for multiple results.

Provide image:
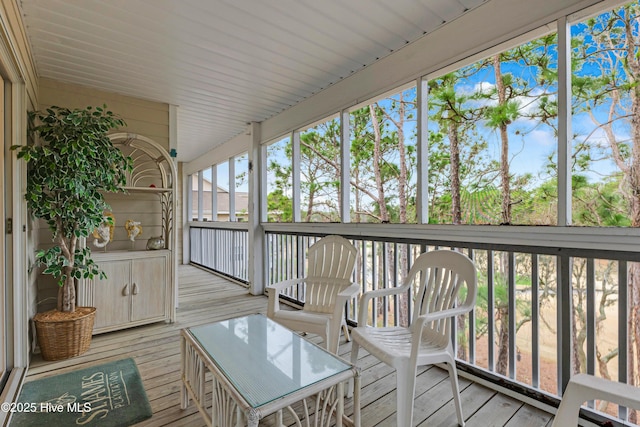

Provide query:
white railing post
left=557, top=253, right=572, bottom=395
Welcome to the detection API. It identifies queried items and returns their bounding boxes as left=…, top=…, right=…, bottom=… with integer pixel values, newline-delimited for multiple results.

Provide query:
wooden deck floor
left=25, top=265, right=555, bottom=426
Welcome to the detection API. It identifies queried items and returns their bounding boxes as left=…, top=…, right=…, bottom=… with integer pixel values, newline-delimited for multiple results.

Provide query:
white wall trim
left=11, top=82, right=28, bottom=368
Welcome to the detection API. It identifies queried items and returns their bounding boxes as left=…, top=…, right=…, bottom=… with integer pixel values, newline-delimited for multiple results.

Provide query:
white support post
left=197, top=170, right=204, bottom=221
left=260, top=145, right=268, bottom=223
left=11, top=82, right=29, bottom=368
left=416, top=77, right=429, bottom=224
left=210, top=165, right=218, bottom=221
left=184, top=172, right=193, bottom=264
left=340, top=109, right=351, bottom=223
left=556, top=22, right=573, bottom=393
left=169, top=104, right=179, bottom=308
left=557, top=16, right=572, bottom=226
left=211, top=165, right=218, bottom=222
left=229, top=156, right=236, bottom=222
left=248, top=122, right=264, bottom=295
left=169, top=105, right=178, bottom=162
left=292, top=131, right=301, bottom=223
left=187, top=174, right=194, bottom=222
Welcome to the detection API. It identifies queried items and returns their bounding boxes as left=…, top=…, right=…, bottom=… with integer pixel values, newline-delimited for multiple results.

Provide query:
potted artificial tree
left=13, top=105, right=132, bottom=360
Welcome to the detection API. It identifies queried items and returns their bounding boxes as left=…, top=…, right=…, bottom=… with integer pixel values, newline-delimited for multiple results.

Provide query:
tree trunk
left=397, top=94, right=408, bottom=224
left=448, top=122, right=462, bottom=224
left=496, top=308, right=509, bottom=376
left=628, top=262, right=640, bottom=423
left=626, top=18, right=640, bottom=421
left=56, top=231, right=77, bottom=313
left=398, top=244, right=409, bottom=327
left=369, top=105, right=389, bottom=222
left=58, top=271, right=76, bottom=313
left=457, top=314, right=468, bottom=360
left=493, top=55, right=511, bottom=224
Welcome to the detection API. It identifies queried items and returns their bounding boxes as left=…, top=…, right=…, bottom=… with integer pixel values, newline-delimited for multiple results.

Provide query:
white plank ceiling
left=19, top=0, right=487, bottom=161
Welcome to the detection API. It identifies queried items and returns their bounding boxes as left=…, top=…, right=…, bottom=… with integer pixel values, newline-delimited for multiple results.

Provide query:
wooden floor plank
left=20, top=264, right=555, bottom=427
left=465, top=393, right=524, bottom=427
left=418, top=382, right=497, bottom=427
left=504, top=404, right=553, bottom=427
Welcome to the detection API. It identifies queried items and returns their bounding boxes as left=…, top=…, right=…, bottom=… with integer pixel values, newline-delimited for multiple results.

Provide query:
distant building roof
left=191, top=175, right=248, bottom=216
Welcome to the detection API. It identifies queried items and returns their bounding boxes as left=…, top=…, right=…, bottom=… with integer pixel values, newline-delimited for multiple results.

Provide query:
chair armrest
left=330, top=283, right=361, bottom=318
left=337, top=282, right=361, bottom=300
left=552, top=374, right=640, bottom=426
left=266, top=278, right=308, bottom=318
left=266, top=278, right=308, bottom=292
left=417, top=305, right=474, bottom=324
left=409, top=304, right=475, bottom=349
left=357, top=284, right=411, bottom=326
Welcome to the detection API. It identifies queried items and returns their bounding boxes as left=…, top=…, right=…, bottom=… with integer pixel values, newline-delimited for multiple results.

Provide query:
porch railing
left=189, top=223, right=249, bottom=284
left=187, top=221, right=640, bottom=424
left=263, top=225, right=640, bottom=425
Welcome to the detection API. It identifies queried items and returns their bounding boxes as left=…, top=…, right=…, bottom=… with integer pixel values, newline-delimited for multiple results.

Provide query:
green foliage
left=36, top=246, right=106, bottom=282
left=267, top=189, right=293, bottom=222
left=12, top=105, right=131, bottom=311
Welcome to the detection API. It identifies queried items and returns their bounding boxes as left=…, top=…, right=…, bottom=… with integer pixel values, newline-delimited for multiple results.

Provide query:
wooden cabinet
left=78, top=131, right=177, bottom=335
left=79, top=250, right=170, bottom=334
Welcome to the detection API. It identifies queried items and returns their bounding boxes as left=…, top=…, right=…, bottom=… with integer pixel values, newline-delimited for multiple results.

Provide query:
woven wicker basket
left=33, top=307, right=96, bottom=361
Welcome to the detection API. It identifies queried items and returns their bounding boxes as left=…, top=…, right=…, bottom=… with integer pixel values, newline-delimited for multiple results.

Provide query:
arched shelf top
left=108, top=132, right=176, bottom=192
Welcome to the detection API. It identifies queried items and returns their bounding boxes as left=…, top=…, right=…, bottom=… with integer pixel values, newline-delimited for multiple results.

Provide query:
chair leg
left=342, top=322, right=351, bottom=342
left=396, top=364, right=417, bottom=427
left=445, top=361, right=465, bottom=427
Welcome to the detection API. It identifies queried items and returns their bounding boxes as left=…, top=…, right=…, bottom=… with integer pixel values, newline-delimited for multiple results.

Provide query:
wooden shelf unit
left=78, top=133, right=177, bottom=334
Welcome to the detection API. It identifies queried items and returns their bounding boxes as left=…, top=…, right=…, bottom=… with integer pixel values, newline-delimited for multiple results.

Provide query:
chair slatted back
left=407, top=250, right=477, bottom=347
left=304, top=236, right=358, bottom=314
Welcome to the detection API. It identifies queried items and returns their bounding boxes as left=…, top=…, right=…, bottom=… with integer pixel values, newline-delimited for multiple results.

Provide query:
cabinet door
left=92, top=260, right=131, bottom=330
left=130, top=255, right=167, bottom=322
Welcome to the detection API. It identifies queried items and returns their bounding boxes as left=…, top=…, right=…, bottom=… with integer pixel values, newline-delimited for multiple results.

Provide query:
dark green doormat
left=10, top=358, right=152, bottom=427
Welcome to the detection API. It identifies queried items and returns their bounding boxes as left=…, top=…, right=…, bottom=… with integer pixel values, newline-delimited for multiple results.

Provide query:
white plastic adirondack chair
left=350, top=249, right=477, bottom=427
left=266, top=235, right=359, bottom=354
left=551, top=374, right=640, bottom=426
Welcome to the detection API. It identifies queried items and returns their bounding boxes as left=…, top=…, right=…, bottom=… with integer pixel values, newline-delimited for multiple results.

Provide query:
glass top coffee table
left=180, top=313, right=360, bottom=427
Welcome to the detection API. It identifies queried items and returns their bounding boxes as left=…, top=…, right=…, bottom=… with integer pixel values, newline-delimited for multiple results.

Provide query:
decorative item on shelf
left=125, top=219, right=142, bottom=250
left=92, top=212, right=115, bottom=252
left=11, top=105, right=132, bottom=360
left=146, top=236, right=165, bottom=250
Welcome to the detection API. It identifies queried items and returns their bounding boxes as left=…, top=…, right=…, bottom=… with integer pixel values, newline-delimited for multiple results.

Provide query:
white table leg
left=275, top=409, right=285, bottom=427
left=353, top=375, right=361, bottom=427
left=337, top=382, right=344, bottom=427
left=180, top=335, right=188, bottom=409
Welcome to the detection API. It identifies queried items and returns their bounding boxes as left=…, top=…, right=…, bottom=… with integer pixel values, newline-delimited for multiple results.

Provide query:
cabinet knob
left=122, top=284, right=129, bottom=296
left=132, top=283, right=139, bottom=295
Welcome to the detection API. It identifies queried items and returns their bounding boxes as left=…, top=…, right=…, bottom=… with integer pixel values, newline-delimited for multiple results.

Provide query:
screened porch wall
left=184, top=1, right=640, bottom=425
left=189, top=222, right=640, bottom=425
